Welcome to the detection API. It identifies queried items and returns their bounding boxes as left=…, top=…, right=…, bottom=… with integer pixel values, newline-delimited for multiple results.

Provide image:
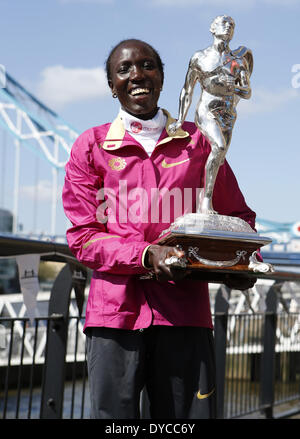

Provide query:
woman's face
left=108, top=41, right=163, bottom=120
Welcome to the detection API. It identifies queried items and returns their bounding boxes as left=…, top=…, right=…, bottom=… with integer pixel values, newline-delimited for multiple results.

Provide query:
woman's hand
left=145, top=245, right=190, bottom=282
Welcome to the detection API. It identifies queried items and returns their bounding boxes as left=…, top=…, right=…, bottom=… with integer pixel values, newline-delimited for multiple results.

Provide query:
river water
left=1, top=380, right=91, bottom=419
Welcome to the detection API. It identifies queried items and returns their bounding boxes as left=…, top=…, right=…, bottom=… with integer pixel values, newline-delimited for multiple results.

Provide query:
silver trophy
left=160, top=15, right=273, bottom=275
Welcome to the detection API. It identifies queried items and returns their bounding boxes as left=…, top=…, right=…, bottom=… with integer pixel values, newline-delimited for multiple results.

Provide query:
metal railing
left=219, top=312, right=300, bottom=418
left=2, top=309, right=300, bottom=419
left=223, top=312, right=264, bottom=418
left=213, top=280, right=300, bottom=419
left=1, top=256, right=300, bottom=418
left=0, top=315, right=89, bottom=419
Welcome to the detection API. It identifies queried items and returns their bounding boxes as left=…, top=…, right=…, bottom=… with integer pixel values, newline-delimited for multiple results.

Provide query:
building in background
left=0, top=209, right=20, bottom=294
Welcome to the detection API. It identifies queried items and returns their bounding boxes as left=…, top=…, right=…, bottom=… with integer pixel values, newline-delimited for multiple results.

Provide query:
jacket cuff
left=141, top=244, right=152, bottom=269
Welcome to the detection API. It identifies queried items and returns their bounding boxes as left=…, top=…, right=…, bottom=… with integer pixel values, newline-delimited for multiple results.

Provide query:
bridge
left=0, top=72, right=77, bottom=237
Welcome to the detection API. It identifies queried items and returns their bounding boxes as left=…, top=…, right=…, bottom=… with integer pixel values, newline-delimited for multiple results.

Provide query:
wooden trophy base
left=154, top=213, right=273, bottom=282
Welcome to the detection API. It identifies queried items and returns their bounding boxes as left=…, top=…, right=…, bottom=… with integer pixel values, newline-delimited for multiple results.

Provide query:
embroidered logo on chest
left=108, top=157, right=127, bottom=171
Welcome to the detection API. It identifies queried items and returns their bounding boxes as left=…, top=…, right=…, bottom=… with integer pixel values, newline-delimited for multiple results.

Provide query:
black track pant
left=85, top=325, right=216, bottom=419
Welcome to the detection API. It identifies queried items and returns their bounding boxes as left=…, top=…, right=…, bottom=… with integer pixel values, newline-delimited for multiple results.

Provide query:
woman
left=62, top=39, right=256, bottom=419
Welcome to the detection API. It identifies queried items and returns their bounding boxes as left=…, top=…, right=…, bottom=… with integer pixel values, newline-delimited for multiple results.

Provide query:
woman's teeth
left=130, top=88, right=150, bottom=96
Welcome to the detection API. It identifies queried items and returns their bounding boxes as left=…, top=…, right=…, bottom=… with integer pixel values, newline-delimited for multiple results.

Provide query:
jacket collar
left=101, top=109, right=189, bottom=151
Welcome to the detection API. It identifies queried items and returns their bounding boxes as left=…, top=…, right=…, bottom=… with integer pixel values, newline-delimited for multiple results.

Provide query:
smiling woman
left=106, top=39, right=164, bottom=120
left=62, top=38, right=258, bottom=420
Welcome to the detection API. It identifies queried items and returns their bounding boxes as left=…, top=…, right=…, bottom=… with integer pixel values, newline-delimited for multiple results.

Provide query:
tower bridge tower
left=0, top=72, right=78, bottom=237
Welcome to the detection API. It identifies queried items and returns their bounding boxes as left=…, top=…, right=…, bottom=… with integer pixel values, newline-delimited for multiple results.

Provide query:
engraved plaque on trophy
left=157, top=15, right=274, bottom=277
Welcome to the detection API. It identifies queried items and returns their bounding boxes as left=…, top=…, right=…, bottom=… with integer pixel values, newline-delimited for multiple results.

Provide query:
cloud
left=238, top=87, right=299, bottom=115
left=20, top=180, right=62, bottom=202
left=36, top=65, right=110, bottom=109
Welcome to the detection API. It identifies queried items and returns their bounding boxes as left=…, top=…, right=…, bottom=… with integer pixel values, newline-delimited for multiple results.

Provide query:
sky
left=0, top=0, right=299, bottom=236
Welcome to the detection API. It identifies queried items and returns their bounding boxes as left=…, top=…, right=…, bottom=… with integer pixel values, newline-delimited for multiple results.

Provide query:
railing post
left=259, top=283, right=279, bottom=419
left=40, top=263, right=87, bottom=419
left=214, top=285, right=231, bottom=419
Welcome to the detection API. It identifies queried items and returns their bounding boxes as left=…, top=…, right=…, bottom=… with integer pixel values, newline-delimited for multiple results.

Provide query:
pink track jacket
left=62, top=110, right=256, bottom=331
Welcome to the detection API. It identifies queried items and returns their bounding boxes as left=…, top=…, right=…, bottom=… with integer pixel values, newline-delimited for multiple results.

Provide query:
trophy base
left=155, top=213, right=274, bottom=275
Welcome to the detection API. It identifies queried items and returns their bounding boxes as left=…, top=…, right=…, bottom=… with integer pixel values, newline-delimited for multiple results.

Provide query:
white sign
left=16, top=254, right=40, bottom=322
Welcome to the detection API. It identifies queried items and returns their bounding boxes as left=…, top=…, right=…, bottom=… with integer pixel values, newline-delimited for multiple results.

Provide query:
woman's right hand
left=145, top=245, right=190, bottom=282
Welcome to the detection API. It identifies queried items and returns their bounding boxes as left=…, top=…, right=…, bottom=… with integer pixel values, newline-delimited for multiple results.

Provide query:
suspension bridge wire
left=33, top=154, right=39, bottom=232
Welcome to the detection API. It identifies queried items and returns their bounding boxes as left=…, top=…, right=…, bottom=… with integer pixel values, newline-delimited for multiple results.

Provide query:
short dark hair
left=105, top=39, right=164, bottom=86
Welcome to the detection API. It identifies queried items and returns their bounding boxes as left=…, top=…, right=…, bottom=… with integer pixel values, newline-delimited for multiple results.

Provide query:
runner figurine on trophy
left=158, top=15, right=273, bottom=276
